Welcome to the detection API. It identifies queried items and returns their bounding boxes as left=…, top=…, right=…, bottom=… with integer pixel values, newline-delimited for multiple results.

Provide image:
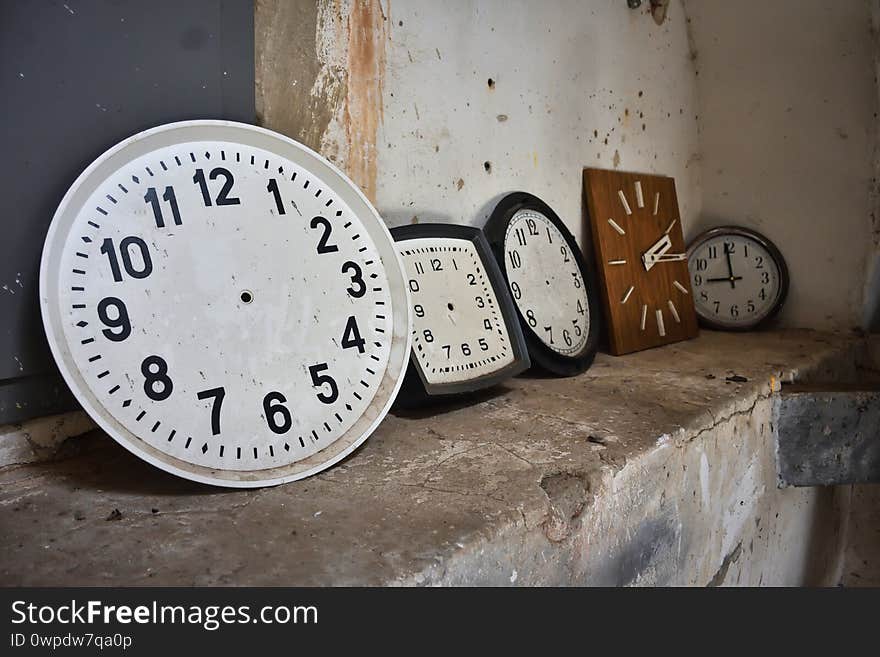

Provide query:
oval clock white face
left=687, top=228, right=787, bottom=330
left=504, top=209, right=590, bottom=356
left=40, top=121, right=410, bottom=487
left=399, top=237, right=514, bottom=385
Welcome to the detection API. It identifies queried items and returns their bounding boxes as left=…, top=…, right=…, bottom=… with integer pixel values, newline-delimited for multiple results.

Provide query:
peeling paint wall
left=257, top=0, right=702, bottom=245
left=685, top=0, right=876, bottom=331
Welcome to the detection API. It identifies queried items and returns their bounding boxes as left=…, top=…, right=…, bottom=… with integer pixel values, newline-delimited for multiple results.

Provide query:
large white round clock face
left=504, top=210, right=590, bottom=356
left=397, top=237, right=514, bottom=385
left=688, top=231, right=784, bottom=329
left=40, top=121, right=410, bottom=487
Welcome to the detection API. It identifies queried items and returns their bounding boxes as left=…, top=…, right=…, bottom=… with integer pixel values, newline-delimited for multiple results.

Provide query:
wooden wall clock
left=40, top=120, right=411, bottom=487
left=583, top=168, right=698, bottom=355
left=484, top=191, right=601, bottom=376
left=391, top=224, right=529, bottom=406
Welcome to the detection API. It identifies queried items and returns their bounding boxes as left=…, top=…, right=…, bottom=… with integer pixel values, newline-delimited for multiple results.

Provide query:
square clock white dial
left=391, top=224, right=529, bottom=405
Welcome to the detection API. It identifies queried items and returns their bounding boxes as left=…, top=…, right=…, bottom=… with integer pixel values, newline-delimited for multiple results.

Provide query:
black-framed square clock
left=391, top=224, right=530, bottom=406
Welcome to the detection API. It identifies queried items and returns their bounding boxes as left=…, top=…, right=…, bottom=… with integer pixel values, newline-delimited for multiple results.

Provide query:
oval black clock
left=485, top=192, right=601, bottom=376
left=391, top=223, right=530, bottom=406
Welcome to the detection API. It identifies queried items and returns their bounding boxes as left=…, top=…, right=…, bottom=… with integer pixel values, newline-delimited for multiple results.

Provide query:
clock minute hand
left=651, top=252, right=687, bottom=262
left=641, top=234, right=673, bottom=271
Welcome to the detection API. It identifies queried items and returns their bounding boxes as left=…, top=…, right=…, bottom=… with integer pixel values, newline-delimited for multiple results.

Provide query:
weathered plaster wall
left=257, top=0, right=702, bottom=247
left=684, top=0, right=876, bottom=331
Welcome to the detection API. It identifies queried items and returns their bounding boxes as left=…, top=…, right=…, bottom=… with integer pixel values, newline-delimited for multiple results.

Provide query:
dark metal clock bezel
left=484, top=192, right=602, bottom=376
left=391, top=223, right=530, bottom=404
left=686, top=225, right=789, bottom=331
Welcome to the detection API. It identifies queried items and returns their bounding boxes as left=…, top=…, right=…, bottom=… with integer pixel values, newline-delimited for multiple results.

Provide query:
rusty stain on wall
left=255, top=0, right=386, bottom=202
left=342, top=0, right=387, bottom=201
left=255, top=0, right=346, bottom=151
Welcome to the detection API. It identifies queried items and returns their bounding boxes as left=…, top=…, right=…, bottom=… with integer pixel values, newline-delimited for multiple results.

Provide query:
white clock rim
left=39, top=119, right=412, bottom=488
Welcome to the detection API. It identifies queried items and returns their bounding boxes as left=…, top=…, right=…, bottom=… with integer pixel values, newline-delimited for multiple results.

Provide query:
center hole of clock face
left=447, top=302, right=454, bottom=311
left=240, top=290, right=254, bottom=304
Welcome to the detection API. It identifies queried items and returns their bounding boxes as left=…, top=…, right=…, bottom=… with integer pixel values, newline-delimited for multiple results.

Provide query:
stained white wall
left=685, top=0, right=876, bottom=330
left=375, top=0, right=703, bottom=249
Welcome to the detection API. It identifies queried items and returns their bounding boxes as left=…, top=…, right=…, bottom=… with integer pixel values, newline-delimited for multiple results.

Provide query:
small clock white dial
left=687, top=228, right=786, bottom=329
left=398, top=238, right=514, bottom=385
left=503, top=210, right=590, bottom=356
left=40, top=121, right=410, bottom=487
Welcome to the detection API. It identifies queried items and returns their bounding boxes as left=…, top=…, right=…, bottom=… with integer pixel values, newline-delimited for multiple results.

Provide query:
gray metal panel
left=0, top=0, right=254, bottom=423
left=775, top=388, right=880, bottom=487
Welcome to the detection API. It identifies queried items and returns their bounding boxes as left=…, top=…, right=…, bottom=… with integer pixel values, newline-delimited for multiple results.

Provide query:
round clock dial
left=40, top=121, right=410, bottom=487
left=400, top=238, right=513, bottom=384
left=485, top=192, right=601, bottom=376
left=687, top=226, right=788, bottom=330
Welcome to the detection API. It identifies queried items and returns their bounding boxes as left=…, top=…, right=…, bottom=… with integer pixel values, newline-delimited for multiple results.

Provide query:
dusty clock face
left=40, top=121, right=410, bottom=487
left=687, top=227, right=788, bottom=330
left=391, top=224, right=529, bottom=401
left=503, top=209, right=590, bottom=356
left=399, top=237, right=513, bottom=384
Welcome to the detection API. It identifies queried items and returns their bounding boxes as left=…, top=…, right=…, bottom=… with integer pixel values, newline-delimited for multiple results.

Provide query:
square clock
left=391, top=224, right=529, bottom=406
left=583, top=168, right=698, bottom=355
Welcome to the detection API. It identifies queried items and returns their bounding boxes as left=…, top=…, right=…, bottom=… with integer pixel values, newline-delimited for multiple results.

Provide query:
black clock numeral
left=713, top=301, right=721, bottom=314
left=483, top=318, right=492, bottom=330
left=475, top=296, right=485, bottom=308
left=560, top=246, right=570, bottom=263
left=761, top=271, right=770, bottom=284
left=546, top=227, right=553, bottom=244
left=511, top=281, right=522, bottom=300
left=442, top=344, right=450, bottom=358
left=466, top=273, right=477, bottom=286
left=526, top=218, right=539, bottom=236
left=694, top=274, right=703, bottom=286
left=100, top=237, right=153, bottom=282
left=193, top=167, right=240, bottom=206
left=311, top=217, right=338, bottom=254
left=197, top=386, right=225, bottom=435
left=142, top=355, right=172, bottom=402
left=478, top=338, right=488, bottom=351
left=461, top=343, right=471, bottom=356
left=563, top=329, right=572, bottom=347
left=408, top=279, right=420, bottom=293
left=577, top=299, right=585, bottom=315
left=572, top=320, right=582, bottom=337
left=572, top=272, right=581, bottom=288
left=759, top=288, right=767, bottom=301
left=341, top=315, right=366, bottom=353
left=708, top=246, right=718, bottom=259
left=700, top=290, right=709, bottom=302
left=508, top=250, right=522, bottom=269
left=267, top=178, right=285, bottom=215
left=423, top=329, right=434, bottom=342
left=415, top=261, right=425, bottom=275
left=263, top=391, right=293, bottom=434
left=544, top=326, right=554, bottom=343
left=342, top=261, right=366, bottom=298
left=515, top=228, right=527, bottom=247
left=431, top=258, right=443, bottom=272
left=730, top=305, right=739, bottom=317
left=695, top=259, right=708, bottom=271
left=755, top=256, right=764, bottom=268
left=747, top=300, right=756, bottom=313
left=145, top=186, right=182, bottom=228
left=97, top=296, right=131, bottom=342
left=526, top=309, right=537, bottom=327
left=724, top=241, right=735, bottom=255
left=309, top=363, right=339, bottom=404
left=414, top=304, right=425, bottom=318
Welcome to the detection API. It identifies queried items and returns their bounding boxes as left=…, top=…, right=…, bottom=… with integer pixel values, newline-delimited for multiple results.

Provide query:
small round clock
left=40, top=120, right=411, bottom=487
left=686, top=226, right=789, bottom=330
left=484, top=192, right=601, bottom=376
left=391, top=224, right=530, bottom=406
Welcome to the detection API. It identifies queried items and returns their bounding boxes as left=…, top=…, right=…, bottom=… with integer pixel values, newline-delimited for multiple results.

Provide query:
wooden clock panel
left=583, top=168, right=698, bottom=355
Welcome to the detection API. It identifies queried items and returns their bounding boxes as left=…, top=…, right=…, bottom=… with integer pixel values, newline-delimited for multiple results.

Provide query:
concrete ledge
left=0, top=330, right=869, bottom=585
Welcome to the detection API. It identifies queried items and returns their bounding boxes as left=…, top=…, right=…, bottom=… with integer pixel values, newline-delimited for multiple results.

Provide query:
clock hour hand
left=706, top=275, right=743, bottom=283
left=651, top=252, right=687, bottom=263
left=641, top=234, right=672, bottom=271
